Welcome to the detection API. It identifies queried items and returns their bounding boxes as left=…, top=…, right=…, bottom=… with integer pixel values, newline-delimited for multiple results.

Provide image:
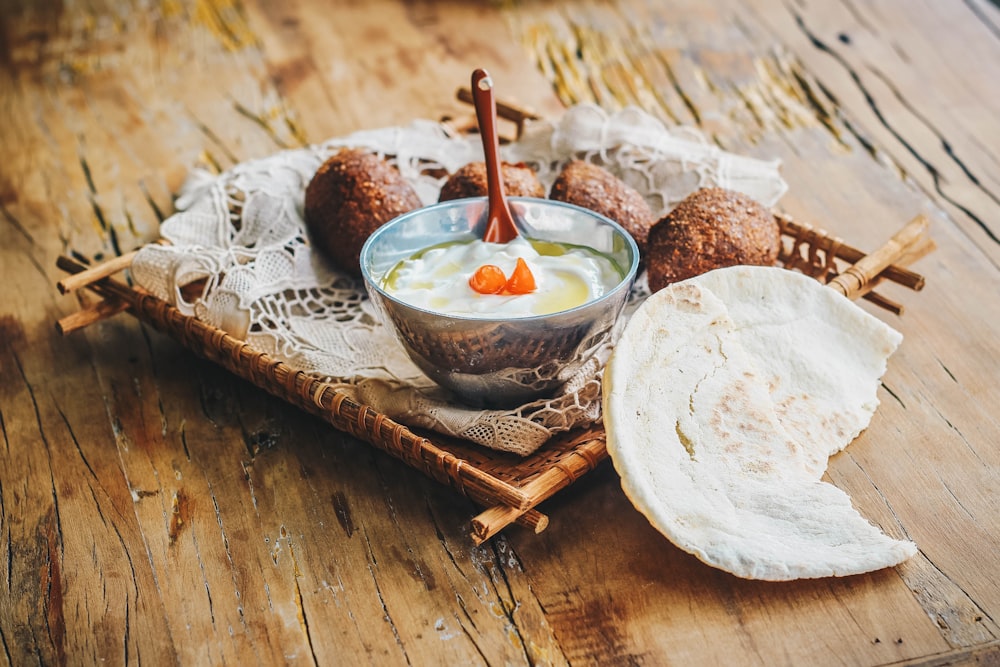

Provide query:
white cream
left=381, top=236, right=622, bottom=317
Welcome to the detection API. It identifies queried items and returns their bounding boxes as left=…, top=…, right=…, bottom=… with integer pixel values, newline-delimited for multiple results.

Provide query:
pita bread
left=603, top=266, right=916, bottom=580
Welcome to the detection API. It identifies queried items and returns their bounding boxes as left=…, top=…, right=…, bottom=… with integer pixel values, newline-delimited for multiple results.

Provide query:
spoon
left=471, top=68, right=519, bottom=244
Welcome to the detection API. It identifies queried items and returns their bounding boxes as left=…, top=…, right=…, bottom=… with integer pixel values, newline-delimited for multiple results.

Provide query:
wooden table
left=3, top=1, right=999, bottom=664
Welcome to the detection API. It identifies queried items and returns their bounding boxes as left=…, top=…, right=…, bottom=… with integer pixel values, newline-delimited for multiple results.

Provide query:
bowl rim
left=359, top=196, right=641, bottom=323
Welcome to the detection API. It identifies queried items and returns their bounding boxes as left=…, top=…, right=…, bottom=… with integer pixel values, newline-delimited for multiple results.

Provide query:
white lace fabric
left=131, top=104, right=786, bottom=456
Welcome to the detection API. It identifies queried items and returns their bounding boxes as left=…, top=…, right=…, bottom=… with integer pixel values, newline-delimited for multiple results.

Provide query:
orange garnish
left=469, top=264, right=507, bottom=294
left=504, top=257, right=537, bottom=294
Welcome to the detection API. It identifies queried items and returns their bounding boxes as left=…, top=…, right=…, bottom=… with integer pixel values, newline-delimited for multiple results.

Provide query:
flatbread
left=603, top=265, right=916, bottom=580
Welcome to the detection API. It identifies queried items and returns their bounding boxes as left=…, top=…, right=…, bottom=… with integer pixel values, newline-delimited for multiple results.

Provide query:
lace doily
left=131, top=104, right=786, bottom=456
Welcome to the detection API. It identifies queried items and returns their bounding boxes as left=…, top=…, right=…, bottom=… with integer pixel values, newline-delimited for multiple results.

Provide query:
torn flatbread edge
left=603, top=266, right=917, bottom=580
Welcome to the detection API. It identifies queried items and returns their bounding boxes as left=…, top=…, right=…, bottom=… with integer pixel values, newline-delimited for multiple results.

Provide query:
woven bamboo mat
left=54, top=97, right=934, bottom=545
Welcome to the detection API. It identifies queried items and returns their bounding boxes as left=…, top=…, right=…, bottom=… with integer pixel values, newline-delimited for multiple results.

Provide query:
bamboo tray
left=54, top=96, right=934, bottom=545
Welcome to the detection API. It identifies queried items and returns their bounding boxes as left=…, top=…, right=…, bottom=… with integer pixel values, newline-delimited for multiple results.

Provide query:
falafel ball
left=645, top=187, right=780, bottom=292
left=549, top=160, right=655, bottom=257
left=304, top=148, right=422, bottom=277
left=438, top=161, right=545, bottom=201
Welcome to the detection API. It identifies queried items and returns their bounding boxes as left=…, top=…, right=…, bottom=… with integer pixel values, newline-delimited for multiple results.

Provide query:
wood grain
left=2, top=0, right=999, bottom=665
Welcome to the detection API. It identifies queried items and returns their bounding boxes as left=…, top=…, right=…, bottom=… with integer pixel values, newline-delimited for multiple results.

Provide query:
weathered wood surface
left=1, top=0, right=998, bottom=664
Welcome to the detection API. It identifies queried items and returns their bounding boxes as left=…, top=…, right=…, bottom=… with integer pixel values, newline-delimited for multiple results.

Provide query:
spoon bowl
left=472, top=68, right=520, bottom=244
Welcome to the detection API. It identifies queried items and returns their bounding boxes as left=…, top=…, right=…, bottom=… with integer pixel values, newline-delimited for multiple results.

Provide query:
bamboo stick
left=456, top=87, right=540, bottom=139
left=517, top=434, right=607, bottom=504
left=56, top=256, right=141, bottom=302
left=467, top=433, right=606, bottom=543
left=828, top=216, right=930, bottom=300
left=56, top=297, right=129, bottom=334
left=861, top=291, right=904, bottom=315
left=854, top=235, right=937, bottom=301
left=471, top=506, right=549, bottom=545
left=57, top=250, right=139, bottom=294
left=515, top=509, right=549, bottom=534
left=775, top=213, right=928, bottom=291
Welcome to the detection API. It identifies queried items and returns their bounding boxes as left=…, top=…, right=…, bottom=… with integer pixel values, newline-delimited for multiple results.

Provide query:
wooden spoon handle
left=471, top=69, right=518, bottom=243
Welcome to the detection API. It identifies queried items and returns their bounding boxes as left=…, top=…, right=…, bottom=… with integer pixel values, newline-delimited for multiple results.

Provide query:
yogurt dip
left=381, top=236, right=624, bottom=318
